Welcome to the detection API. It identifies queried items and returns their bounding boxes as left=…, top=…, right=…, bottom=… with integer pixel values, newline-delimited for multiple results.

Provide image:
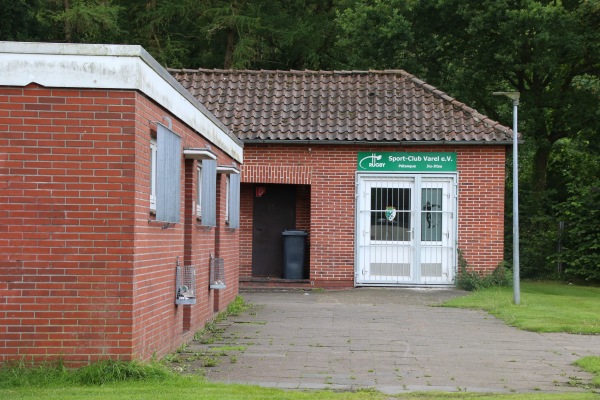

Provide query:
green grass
left=1, top=360, right=599, bottom=400
left=442, top=282, right=600, bottom=334
left=2, top=381, right=599, bottom=400
left=574, top=357, right=600, bottom=387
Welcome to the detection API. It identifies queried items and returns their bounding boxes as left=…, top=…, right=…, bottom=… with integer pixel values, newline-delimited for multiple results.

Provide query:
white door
left=356, top=174, right=456, bottom=285
left=418, top=177, right=455, bottom=284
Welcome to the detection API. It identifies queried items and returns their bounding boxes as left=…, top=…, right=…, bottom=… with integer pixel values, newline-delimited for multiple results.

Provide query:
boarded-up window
left=200, top=159, right=217, bottom=226
left=228, top=173, right=240, bottom=229
left=156, top=123, right=181, bottom=223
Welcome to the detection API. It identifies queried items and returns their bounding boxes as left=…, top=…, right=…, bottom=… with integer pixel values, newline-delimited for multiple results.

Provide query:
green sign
left=357, top=152, right=457, bottom=172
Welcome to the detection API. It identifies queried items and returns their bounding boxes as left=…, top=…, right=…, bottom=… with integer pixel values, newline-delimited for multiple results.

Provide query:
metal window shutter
left=201, top=159, right=217, bottom=226
left=156, top=124, right=181, bottom=223
left=228, top=173, right=240, bottom=229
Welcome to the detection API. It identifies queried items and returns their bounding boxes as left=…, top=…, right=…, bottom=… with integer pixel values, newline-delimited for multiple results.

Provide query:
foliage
left=35, top=0, right=124, bottom=43
left=444, top=282, right=600, bottom=334
left=116, top=0, right=341, bottom=69
left=558, top=180, right=600, bottom=281
left=335, top=0, right=414, bottom=70
left=455, top=250, right=512, bottom=291
left=516, top=200, right=559, bottom=279
left=0, top=0, right=45, bottom=41
left=547, top=137, right=600, bottom=282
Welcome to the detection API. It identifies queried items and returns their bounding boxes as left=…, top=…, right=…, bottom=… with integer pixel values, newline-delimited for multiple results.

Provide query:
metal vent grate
left=175, top=261, right=196, bottom=305
left=421, top=263, right=443, bottom=277
left=370, top=262, right=410, bottom=277
left=210, top=255, right=226, bottom=290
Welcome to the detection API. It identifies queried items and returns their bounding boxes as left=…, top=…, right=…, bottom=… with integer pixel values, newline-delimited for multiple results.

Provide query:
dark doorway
left=252, top=184, right=296, bottom=277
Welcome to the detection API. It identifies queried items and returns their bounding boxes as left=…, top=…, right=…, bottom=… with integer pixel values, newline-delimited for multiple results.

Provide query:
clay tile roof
left=169, top=68, right=512, bottom=143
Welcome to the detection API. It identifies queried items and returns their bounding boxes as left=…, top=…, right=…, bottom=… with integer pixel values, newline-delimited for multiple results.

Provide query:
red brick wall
left=239, top=184, right=254, bottom=278
left=240, top=144, right=506, bottom=287
left=455, top=147, right=506, bottom=273
left=0, top=84, right=240, bottom=365
left=213, top=173, right=240, bottom=312
left=0, top=84, right=138, bottom=364
left=129, top=92, right=240, bottom=360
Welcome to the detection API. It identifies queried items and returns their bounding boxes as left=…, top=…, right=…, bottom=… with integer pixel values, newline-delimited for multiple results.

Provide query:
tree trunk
left=64, top=0, right=72, bottom=42
left=532, top=143, right=552, bottom=193
left=224, top=28, right=235, bottom=69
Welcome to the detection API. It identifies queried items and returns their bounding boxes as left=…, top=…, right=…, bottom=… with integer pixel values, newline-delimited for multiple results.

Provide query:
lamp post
left=492, top=91, right=520, bottom=305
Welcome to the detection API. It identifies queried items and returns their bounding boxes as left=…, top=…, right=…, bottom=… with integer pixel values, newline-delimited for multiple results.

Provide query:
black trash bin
left=282, top=230, right=308, bottom=279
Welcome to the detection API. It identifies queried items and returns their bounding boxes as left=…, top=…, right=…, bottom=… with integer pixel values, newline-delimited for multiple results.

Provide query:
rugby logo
left=359, top=153, right=385, bottom=169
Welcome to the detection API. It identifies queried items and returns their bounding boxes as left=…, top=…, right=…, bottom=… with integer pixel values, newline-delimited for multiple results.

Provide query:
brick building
left=1, top=42, right=513, bottom=364
left=172, top=69, right=512, bottom=289
left=0, top=43, right=243, bottom=364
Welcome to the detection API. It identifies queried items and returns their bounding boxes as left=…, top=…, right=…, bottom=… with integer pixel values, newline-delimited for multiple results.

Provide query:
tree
left=336, top=0, right=600, bottom=194
left=0, top=0, right=45, bottom=41
left=33, top=0, right=124, bottom=43
left=335, top=0, right=414, bottom=71
left=551, top=136, right=600, bottom=281
left=118, top=0, right=341, bottom=69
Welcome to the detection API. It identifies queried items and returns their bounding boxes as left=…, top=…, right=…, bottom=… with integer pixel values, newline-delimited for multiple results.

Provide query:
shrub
left=557, top=182, right=600, bottom=282
left=455, top=250, right=513, bottom=291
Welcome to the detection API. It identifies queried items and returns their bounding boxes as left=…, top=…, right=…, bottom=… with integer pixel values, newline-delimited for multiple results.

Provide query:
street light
left=492, top=91, right=520, bottom=305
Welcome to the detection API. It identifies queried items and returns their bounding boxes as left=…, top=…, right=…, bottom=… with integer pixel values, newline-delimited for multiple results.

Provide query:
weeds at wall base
left=0, top=358, right=173, bottom=388
left=455, top=249, right=513, bottom=291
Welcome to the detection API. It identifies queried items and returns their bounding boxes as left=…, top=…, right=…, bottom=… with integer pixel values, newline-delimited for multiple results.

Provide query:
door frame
left=354, top=172, right=458, bottom=286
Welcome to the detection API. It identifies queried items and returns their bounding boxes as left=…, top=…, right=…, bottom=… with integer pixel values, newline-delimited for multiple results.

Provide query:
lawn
left=2, top=378, right=600, bottom=400
left=442, top=282, right=600, bottom=334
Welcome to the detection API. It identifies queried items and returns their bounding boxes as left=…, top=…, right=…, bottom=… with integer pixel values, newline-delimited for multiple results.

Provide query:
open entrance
left=355, top=174, right=456, bottom=285
left=251, top=184, right=296, bottom=277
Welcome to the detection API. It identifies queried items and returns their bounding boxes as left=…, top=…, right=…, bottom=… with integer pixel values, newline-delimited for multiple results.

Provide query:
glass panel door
left=357, top=176, right=415, bottom=283
left=418, top=178, right=453, bottom=283
left=356, top=174, right=456, bottom=286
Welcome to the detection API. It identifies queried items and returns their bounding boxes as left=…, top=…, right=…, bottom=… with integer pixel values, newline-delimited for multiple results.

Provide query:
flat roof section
left=0, top=41, right=243, bottom=163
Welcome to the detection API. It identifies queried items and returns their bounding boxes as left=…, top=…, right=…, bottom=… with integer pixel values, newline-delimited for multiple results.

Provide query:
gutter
left=242, top=139, right=520, bottom=146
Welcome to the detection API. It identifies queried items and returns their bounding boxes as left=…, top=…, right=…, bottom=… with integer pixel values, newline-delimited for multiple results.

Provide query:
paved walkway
left=183, top=288, right=600, bottom=394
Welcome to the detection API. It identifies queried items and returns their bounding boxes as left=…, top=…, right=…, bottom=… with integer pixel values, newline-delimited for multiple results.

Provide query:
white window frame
left=217, top=165, right=240, bottom=229
left=150, top=138, right=157, bottom=211
left=196, top=164, right=202, bottom=218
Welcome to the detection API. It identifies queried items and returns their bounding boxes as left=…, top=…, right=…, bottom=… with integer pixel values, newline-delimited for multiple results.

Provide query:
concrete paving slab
left=180, top=288, right=600, bottom=394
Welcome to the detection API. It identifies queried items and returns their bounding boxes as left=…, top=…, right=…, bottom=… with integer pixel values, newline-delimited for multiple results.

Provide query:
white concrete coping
left=217, top=165, right=240, bottom=174
left=0, top=41, right=243, bottom=163
left=183, top=148, right=217, bottom=160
